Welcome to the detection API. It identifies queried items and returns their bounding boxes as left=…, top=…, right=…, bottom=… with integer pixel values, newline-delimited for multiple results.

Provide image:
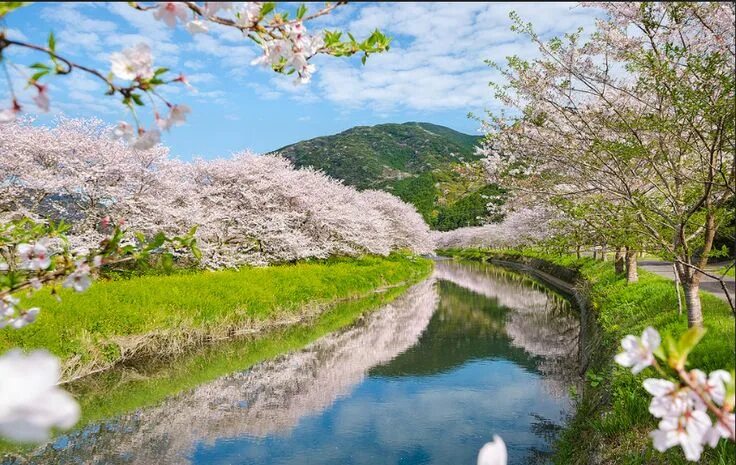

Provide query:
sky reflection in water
left=16, top=261, right=581, bottom=465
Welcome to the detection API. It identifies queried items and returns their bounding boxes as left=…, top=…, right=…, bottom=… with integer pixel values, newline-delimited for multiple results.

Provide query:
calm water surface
left=15, top=261, right=581, bottom=465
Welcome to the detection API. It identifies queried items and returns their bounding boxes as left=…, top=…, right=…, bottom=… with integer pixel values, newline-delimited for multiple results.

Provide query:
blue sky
left=2, top=2, right=600, bottom=159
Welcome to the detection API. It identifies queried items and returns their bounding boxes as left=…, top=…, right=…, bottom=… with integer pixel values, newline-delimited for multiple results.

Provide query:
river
left=7, top=260, right=581, bottom=465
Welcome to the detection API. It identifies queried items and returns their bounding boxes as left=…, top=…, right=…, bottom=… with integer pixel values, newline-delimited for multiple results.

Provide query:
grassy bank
left=442, top=248, right=735, bottom=465
left=1, top=254, right=432, bottom=382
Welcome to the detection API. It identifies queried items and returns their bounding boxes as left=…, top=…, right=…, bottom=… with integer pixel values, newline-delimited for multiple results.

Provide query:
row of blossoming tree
left=0, top=0, right=421, bottom=447
left=473, top=2, right=735, bottom=327
left=474, top=3, right=735, bottom=463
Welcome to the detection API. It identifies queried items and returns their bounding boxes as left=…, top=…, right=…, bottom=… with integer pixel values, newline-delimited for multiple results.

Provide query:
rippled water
left=10, top=261, right=581, bottom=465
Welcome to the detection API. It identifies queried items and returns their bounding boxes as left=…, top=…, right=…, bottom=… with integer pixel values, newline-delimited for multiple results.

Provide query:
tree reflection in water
left=11, top=261, right=582, bottom=465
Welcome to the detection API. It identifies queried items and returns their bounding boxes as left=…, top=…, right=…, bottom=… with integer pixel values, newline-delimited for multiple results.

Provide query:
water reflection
left=9, top=261, right=581, bottom=465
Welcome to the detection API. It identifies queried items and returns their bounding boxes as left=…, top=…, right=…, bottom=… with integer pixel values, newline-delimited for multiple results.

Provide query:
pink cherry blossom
left=32, top=84, right=50, bottom=112
left=17, top=242, right=51, bottom=270
left=153, top=2, right=189, bottom=28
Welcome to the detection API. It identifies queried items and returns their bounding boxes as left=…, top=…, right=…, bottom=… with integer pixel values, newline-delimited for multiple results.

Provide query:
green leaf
left=161, top=252, right=174, bottom=272
left=48, top=32, right=56, bottom=52
left=675, top=326, right=706, bottom=368
left=0, top=2, right=28, bottom=18
left=260, top=2, right=275, bottom=17
left=296, top=4, right=307, bottom=19
left=130, top=93, right=145, bottom=106
left=191, top=244, right=202, bottom=260
left=153, top=67, right=169, bottom=77
left=30, top=70, right=49, bottom=82
left=29, top=63, right=51, bottom=70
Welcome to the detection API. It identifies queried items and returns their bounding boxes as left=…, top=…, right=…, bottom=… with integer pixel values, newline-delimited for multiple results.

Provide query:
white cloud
left=313, top=2, right=601, bottom=113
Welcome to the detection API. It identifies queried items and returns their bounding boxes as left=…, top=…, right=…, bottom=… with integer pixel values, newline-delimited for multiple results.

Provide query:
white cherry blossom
left=235, top=2, right=262, bottom=28
left=157, top=104, right=191, bottom=131
left=112, top=121, right=135, bottom=142
left=643, top=378, right=690, bottom=418
left=650, top=410, right=712, bottom=461
left=614, top=327, right=660, bottom=374
left=63, top=262, right=92, bottom=292
left=0, top=107, right=18, bottom=123
left=704, top=413, right=735, bottom=447
left=0, top=350, right=80, bottom=442
left=110, top=43, right=155, bottom=81
left=477, top=435, right=507, bottom=465
left=132, top=128, right=161, bottom=150
left=204, top=2, right=232, bottom=16
left=703, top=370, right=731, bottom=406
left=186, top=19, right=208, bottom=34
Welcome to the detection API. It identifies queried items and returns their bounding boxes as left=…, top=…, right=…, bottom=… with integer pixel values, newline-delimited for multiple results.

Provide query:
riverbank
left=441, top=248, right=735, bottom=465
left=0, top=254, right=432, bottom=383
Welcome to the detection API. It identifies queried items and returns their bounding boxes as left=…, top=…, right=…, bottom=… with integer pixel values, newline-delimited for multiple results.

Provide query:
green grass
left=1, top=254, right=432, bottom=379
left=441, top=248, right=736, bottom=465
left=717, top=264, right=735, bottom=278
left=1, top=273, right=421, bottom=457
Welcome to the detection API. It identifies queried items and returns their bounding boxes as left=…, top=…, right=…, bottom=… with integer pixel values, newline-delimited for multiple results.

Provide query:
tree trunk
left=625, top=247, right=638, bottom=283
left=576, top=245, right=581, bottom=259
left=593, top=248, right=597, bottom=260
left=682, top=279, right=704, bottom=327
left=601, top=245, right=607, bottom=261
left=615, top=247, right=625, bottom=274
left=674, top=210, right=716, bottom=328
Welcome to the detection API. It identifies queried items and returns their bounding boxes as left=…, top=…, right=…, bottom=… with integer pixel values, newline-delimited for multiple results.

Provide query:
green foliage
left=273, top=122, right=504, bottom=229
left=274, top=122, right=483, bottom=189
left=434, top=184, right=505, bottom=231
left=443, top=248, right=735, bottom=464
left=0, top=254, right=432, bottom=368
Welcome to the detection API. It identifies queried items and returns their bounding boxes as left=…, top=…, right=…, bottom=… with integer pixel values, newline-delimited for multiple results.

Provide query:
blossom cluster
left=432, top=206, right=553, bottom=250
left=615, top=327, right=735, bottom=461
left=1, top=118, right=432, bottom=270
left=0, top=349, right=80, bottom=442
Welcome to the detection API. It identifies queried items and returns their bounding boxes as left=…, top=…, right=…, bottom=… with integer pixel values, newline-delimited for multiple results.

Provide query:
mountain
left=272, top=122, right=505, bottom=231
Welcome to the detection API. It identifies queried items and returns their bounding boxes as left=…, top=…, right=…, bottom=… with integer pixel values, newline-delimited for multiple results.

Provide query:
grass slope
left=273, top=122, right=501, bottom=229
left=443, top=248, right=735, bottom=465
left=1, top=254, right=432, bottom=381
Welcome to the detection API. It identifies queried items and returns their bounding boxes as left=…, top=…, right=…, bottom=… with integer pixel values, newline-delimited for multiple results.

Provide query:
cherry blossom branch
left=678, top=367, right=736, bottom=439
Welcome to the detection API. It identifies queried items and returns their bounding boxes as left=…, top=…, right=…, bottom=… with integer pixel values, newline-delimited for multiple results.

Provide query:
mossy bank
left=442, top=248, right=735, bottom=465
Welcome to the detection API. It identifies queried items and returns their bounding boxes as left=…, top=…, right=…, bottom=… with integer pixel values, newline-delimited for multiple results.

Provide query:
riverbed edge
left=438, top=248, right=735, bottom=465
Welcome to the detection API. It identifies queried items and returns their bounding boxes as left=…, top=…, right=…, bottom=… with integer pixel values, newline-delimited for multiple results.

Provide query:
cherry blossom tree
left=481, top=2, right=735, bottom=326
left=433, top=206, right=554, bottom=250
left=1, top=118, right=432, bottom=269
